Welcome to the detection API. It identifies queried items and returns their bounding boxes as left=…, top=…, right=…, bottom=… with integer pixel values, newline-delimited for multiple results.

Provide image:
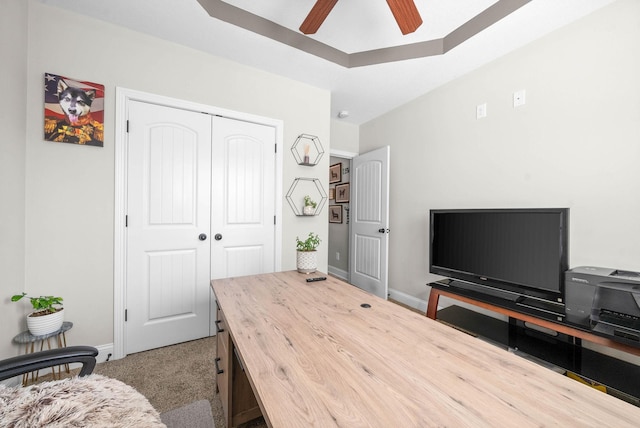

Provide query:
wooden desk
left=212, top=271, right=640, bottom=427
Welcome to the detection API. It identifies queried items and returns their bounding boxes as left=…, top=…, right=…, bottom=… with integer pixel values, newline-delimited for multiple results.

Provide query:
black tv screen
left=430, top=209, right=569, bottom=302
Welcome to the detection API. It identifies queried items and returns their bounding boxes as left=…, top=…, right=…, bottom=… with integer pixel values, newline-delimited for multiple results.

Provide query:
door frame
left=113, top=87, right=283, bottom=359
left=328, top=149, right=358, bottom=282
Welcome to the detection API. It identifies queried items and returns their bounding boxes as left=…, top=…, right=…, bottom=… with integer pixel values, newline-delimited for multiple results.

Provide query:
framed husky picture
left=44, top=72, right=105, bottom=147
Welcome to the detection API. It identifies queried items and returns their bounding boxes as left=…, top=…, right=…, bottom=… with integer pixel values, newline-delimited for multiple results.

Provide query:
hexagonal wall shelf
left=291, top=134, right=324, bottom=166
left=286, top=178, right=327, bottom=216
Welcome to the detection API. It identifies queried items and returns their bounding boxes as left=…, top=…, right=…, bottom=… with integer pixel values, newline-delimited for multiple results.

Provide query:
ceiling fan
left=299, top=0, right=423, bottom=35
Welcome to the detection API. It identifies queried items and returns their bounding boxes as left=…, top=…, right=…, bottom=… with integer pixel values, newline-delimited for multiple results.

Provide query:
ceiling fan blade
left=300, top=0, right=339, bottom=35
left=386, top=0, right=423, bottom=35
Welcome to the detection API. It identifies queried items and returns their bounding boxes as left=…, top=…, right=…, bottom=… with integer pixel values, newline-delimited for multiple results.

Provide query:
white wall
left=0, top=0, right=28, bottom=360
left=330, top=119, right=360, bottom=154
left=360, top=0, right=640, bottom=305
left=0, top=0, right=330, bottom=359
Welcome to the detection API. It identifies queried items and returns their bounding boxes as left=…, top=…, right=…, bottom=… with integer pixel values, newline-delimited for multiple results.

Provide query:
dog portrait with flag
left=44, top=73, right=105, bottom=147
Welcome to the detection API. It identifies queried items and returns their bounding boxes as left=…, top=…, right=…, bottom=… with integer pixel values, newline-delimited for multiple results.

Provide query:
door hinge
left=125, top=215, right=128, bottom=227
left=274, top=215, right=276, bottom=225
left=275, top=144, right=277, bottom=153
left=126, top=120, right=129, bottom=133
left=125, top=309, right=128, bottom=322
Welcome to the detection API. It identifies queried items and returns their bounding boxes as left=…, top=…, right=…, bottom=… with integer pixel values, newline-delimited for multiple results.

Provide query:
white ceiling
left=37, top=0, right=615, bottom=124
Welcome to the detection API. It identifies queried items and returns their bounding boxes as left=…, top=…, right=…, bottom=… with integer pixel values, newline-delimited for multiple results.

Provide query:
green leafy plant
left=296, top=232, right=321, bottom=251
left=11, top=293, right=63, bottom=316
left=303, top=195, right=317, bottom=208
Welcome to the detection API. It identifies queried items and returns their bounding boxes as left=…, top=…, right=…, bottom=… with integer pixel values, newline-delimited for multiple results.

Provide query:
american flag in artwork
left=44, top=72, right=105, bottom=146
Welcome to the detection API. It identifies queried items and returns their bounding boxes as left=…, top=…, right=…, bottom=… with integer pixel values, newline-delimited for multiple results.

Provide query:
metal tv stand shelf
left=427, top=281, right=640, bottom=357
left=427, top=281, right=640, bottom=405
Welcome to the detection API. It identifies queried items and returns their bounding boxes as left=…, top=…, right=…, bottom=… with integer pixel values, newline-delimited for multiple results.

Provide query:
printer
left=565, top=266, right=640, bottom=344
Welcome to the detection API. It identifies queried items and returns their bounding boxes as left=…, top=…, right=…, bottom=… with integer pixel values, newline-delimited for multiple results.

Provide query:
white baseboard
left=66, top=343, right=114, bottom=372
left=95, top=343, right=114, bottom=363
left=328, top=265, right=348, bottom=281
left=388, top=288, right=428, bottom=313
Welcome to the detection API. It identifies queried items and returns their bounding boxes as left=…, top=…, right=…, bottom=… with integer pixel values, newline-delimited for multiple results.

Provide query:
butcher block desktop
left=211, top=271, right=640, bottom=427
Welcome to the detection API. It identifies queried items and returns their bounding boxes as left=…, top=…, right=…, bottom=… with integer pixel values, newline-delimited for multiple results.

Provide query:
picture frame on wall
left=335, top=183, right=350, bottom=203
left=44, top=72, right=105, bottom=147
left=329, top=188, right=335, bottom=200
left=329, top=163, right=342, bottom=184
left=329, top=205, right=342, bottom=223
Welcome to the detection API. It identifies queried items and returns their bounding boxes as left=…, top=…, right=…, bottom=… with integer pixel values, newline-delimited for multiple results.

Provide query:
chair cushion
left=0, top=374, right=165, bottom=428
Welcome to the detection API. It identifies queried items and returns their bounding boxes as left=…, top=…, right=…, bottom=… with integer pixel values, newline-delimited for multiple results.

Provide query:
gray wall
left=362, top=0, right=640, bottom=300
left=328, top=157, right=351, bottom=278
left=360, top=0, right=640, bottom=361
left=1, top=0, right=330, bottom=360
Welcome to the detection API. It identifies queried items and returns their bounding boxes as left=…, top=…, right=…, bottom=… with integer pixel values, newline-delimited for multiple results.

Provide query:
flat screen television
left=429, top=208, right=569, bottom=307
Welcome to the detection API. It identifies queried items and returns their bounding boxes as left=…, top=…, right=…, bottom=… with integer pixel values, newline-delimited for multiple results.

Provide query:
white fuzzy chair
left=0, top=347, right=165, bottom=427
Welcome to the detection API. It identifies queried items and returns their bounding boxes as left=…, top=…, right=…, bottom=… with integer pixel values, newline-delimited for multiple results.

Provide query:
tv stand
left=445, top=279, right=521, bottom=302
left=427, top=284, right=640, bottom=405
left=515, top=296, right=565, bottom=316
left=427, top=285, right=640, bottom=356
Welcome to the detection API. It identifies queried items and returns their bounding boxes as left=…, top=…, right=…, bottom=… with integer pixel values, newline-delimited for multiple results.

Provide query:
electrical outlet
left=336, top=252, right=340, bottom=261
left=513, top=90, right=526, bottom=107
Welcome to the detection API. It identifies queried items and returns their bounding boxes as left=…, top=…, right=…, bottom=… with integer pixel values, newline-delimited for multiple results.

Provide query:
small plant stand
left=12, top=321, right=73, bottom=385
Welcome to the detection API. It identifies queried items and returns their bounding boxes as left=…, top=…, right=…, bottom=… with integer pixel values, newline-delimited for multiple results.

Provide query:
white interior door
left=349, top=146, right=390, bottom=299
left=211, top=116, right=276, bottom=279
left=126, top=101, right=212, bottom=354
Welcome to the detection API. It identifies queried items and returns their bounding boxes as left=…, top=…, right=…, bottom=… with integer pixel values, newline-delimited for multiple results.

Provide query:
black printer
left=565, top=266, right=640, bottom=345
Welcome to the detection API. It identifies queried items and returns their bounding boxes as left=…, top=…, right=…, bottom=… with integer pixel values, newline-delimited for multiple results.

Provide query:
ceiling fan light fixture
left=337, top=110, right=350, bottom=119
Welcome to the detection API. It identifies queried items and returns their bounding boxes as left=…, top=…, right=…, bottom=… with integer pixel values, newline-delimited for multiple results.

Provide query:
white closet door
left=126, top=101, right=212, bottom=354
left=210, top=116, right=276, bottom=279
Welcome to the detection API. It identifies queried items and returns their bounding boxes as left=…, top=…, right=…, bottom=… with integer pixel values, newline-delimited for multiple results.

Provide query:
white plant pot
left=303, top=205, right=315, bottom=216
left=297, top=250, right=317, bottom=274
left=27, top=309, right=64, bottom=336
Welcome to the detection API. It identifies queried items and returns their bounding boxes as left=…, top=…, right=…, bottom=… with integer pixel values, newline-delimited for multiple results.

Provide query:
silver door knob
left=214, top=234, right=223, bottom=241
left=199, top=234, right=207, bottom=241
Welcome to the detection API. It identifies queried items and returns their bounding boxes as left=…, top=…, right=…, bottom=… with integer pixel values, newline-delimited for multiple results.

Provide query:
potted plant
left=303, top=195, right=317, bottom=216
left=296, top=232, right=321, bottom=273
left=11, top=293, right=64, bottom=336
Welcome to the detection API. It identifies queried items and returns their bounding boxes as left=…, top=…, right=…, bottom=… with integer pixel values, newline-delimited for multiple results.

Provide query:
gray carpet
left=93, top=338, right=217, bottom=415
left=38, top=337, right=266, bottom=428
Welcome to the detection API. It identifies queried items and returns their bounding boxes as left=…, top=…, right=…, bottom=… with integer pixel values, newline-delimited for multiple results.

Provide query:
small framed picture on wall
left=329, top=188, right=335, bottom=200
left=330, top=163, right=342, bottom=184
left=329, top=205, right=342, bottom=223
left=335, top=183, right=350, bottom=203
